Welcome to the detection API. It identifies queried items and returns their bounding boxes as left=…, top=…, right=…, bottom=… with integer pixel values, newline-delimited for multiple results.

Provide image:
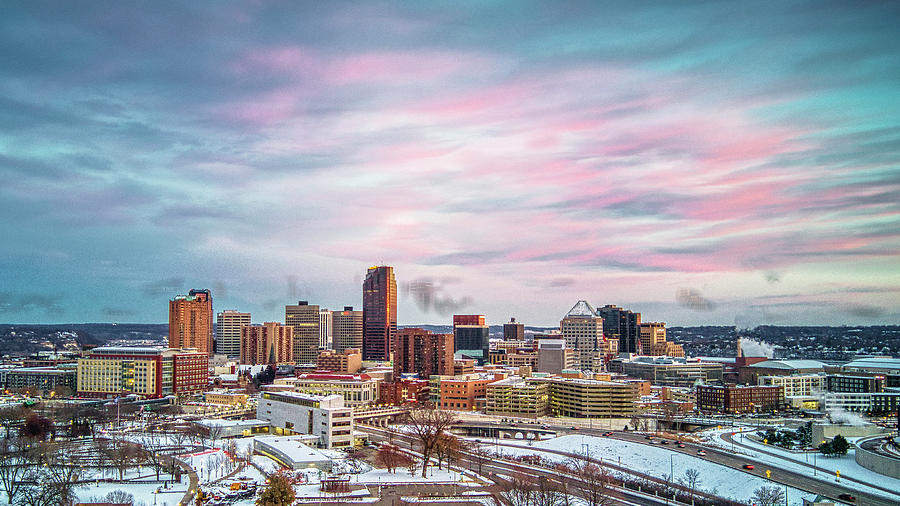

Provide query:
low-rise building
left=611, top=356, right=724, bottom=387
left=531, top=377, right=639, bottom=418
left=695, top=384, right=785, bottom=414
left=274, top=373, right=378, bottom=408
left=485, top=377, right=549, bottom=417
left=739, top=359, right=826, bottom=385
left=430, top=373, right=503, bottom=411
left=256, top=391, right=353, bottom=448
left=379, top=377, right=429, bottom=406
left=316, top=348, right=362, bottom=374
left=758, top=373, right=826, bottom=397
left=77, top=346, right=208, bottom=399
left=3, top=366, right=76, bottom=395
left=826, top=374, right=884, bottom=393
left=204, top=391, right=249, bottom=406
left=822, top=391, right=900, bottom=414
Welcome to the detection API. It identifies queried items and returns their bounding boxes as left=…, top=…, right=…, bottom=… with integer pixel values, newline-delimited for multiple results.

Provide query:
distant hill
left=0, top=323, right=168, bottom=356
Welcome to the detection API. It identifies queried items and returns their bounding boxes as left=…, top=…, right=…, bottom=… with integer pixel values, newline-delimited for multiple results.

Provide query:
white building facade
left=257, top=390, right=353, bottom=448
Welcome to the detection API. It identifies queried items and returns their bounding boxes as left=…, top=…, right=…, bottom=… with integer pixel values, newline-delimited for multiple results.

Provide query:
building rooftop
left=842, top=357, right=900, bottom=371
left=90, top=346, right=167, bottom=355
left=564, top=300, right=596, bottom=318
left=263, top=390, right=343, bottom=403
left=748, top=359, right=826, bottom=370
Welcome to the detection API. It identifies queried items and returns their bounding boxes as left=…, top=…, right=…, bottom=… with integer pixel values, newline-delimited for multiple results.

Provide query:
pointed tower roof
left=565, top=300, right=596, bottom=318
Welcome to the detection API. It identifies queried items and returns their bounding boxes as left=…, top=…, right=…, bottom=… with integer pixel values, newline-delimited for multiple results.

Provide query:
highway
left=468, top=419, right=891, bottom=506
left=362, top=424, right=700, bottom=506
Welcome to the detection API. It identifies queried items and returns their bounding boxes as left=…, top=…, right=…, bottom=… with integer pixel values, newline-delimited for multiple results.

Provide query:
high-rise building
left=240, top=322, right=294, bottom=365
left=393, top=328, right=454, bottom=379
left=332, top=306, right=363, bottom=354
left=285, top=301, right=320, bottom=365
left=639, top=322, right=666, bottom=354
left=169, top=289, right=213, bottom=355
left=597, top=305, right=641, bottom=354
left=454, top=324, right=490, bottom=355
left=561, top=301, right=608, bottom=372
left=216, top=310, right=250, bottom=359
left=319, top=308, right=333, bottom=349
left=362, top=266, right=397, bottom=361
left=503, top=318, right=525, bottom=341
left=453, top=314, right=485, bottom=327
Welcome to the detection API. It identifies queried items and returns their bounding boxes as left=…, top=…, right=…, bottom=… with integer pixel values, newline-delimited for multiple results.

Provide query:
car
left=697, top=450, right=707, bottom=456
left=570, top=426, right=579, bottom=430
left=678, top=444, right=686, bottom=448
left=838, top=493, right=856, bottom=502
left=661, top=440, right=670, bottom=445
left=605, top=432, right=613, bottom=436
left=743, top=464, right=755, bottom=470
left=541, top=425, right=550, bottom=429
left=645, top=435, right=653, bottom=440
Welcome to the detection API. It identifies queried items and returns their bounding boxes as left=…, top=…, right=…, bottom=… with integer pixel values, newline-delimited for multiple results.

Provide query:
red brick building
left=393, top=328, right=454, bottom=379
left=169, top=289, right=213, bottom=355
left=696, top=384, right=785, bottom=414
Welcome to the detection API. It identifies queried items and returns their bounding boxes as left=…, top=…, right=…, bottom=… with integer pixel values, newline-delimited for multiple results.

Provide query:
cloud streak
left=0, top=1, right=898, bottom=325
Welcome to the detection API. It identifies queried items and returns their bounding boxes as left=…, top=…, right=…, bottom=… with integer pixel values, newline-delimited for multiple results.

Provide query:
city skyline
left=2, top=2, right=899, bottom=327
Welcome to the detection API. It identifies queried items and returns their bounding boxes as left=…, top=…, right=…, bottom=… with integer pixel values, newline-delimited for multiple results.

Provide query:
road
left=450, top=418, right=892, bottom=506
left=362, top=425, right=684, bottom=506
left=561, top=424, right=890, bottom=506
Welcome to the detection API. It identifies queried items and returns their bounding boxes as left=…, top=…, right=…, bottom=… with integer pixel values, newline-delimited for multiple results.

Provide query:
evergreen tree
left=256, top=473, right=295, bottom=506
left=832, top=434, right=850, bottom=455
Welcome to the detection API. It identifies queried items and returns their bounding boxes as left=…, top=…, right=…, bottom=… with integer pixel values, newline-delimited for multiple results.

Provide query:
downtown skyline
left=1, top=1, right=899, bottom=327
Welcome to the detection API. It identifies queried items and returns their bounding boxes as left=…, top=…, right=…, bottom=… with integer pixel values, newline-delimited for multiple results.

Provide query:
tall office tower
left=503, top=317, right=525, bottom=341
left=169, top=289, right=213, bottom=355
left=319, top=308, right=333, bottom=349
left=362, top=266, right=397, bottom=361
left=596, top=304, right=641, bottom=354
left=393, top=328, right=454, bottom=379
left=240, top=322, right=294, bottom=365
left=215, top=310, right=250, bottom=359
left=332, top=306, right=363, bottom=353
left=453, top=314, right=485, bottom=327
left=561, top=300, right=607, bottom=371
left=639, top=322, right=666, bottom=354
left=285, top=301, right=320, bottom=365
left=454, top=324, right=490, bottom=354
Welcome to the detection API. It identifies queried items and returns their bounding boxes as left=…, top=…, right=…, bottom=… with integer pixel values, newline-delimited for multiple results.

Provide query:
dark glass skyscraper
left=597, top=304, right=641, bottom=354
left=362, top=265, right=397, bottom=361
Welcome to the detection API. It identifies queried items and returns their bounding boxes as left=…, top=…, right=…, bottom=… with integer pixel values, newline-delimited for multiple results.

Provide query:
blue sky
left=1, top=1, right=899, bottom=326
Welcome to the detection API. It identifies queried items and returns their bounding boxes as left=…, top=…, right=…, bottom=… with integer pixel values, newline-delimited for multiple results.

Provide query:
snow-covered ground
left=478, top=434, right=818, bottom=506
left=73, top=466, right=189, bottom=506
left=700, top=427, right=900, bottom=503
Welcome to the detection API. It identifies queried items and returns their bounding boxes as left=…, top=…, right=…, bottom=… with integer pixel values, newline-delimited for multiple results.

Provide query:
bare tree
left=138, top=433, right=166, bottom=481
left=105, top=490, right=134, bottom=505
left=567, top=456, right=611, bottom=506
left=375, top=444, right=401, bottom=473
left=433, top=433, right=461, bottom=470
left=533, top=477, right=568, bottom=506
left=0, top=436, right=27, bottom=504
left=405, top=406, right=458, bottom=478
left=496, top=473, right=534, bottom=506
left=467, top=444, right=492, bottom=476
left=750, top=485, right=785, bottom=506
left=679, top=468, right=701, bottom=500
left=104, top=437, right=140, bottom=481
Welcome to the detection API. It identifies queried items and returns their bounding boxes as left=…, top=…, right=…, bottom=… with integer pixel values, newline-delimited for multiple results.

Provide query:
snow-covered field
left=479, top=434, right=817, bottom=506
left=701, top=427, right=900, bottom=503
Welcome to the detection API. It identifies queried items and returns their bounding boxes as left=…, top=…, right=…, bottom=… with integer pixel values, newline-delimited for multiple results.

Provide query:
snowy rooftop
left=842, top=357, right=900, bottom=371
left=253, top=435, right=333, bottom=464
left=748, top=359, right=826, bottom=370
left=196, top=418, right=268, bottom=428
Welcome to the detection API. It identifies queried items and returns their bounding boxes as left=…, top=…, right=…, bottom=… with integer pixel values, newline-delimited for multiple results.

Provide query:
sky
left=1, top=1, right=899, bottom=327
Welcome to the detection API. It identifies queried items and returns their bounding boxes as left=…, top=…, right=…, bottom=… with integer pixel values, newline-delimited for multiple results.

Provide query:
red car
left=743, top=464, right=755, bottom=470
